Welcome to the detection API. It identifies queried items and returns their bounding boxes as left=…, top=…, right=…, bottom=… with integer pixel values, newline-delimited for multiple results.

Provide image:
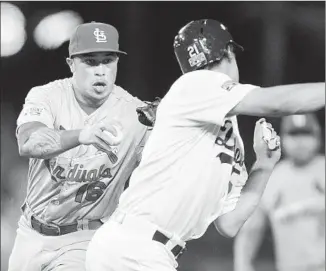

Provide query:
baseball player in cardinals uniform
left=8, top=22, right=149, bottom=271
left=234, top=114, right=325, bottom=271
left=85, top=19, right=325, bottom=271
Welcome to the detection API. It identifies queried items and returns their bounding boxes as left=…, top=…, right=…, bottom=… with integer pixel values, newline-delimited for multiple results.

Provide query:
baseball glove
left=136, top=97, right=161, bottom=127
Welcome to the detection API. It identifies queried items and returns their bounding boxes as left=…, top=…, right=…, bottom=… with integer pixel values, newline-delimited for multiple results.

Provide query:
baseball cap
left=281, top=114, right=321, bottom=135
left=69, top=22, right=127, bottom=57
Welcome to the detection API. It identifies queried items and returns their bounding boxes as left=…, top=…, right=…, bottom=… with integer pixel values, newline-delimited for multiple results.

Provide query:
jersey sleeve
left=163, top=70, right=258, bottom=127
left=16, top=86, right=55, bottom=130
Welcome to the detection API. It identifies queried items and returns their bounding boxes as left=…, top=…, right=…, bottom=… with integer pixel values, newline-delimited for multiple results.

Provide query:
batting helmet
left=173, top=19, right=243, bottom=74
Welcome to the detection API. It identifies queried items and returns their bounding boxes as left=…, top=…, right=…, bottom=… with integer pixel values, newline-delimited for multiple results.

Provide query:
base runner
left=85, top=19, right=324, bottom=271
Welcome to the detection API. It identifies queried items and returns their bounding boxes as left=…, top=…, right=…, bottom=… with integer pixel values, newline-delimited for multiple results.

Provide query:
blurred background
left=1, top=1, right=325, bottom=271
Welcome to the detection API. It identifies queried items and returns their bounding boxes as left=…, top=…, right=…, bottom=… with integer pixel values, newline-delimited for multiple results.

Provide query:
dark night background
left=1, top=2, right=325, bottom=271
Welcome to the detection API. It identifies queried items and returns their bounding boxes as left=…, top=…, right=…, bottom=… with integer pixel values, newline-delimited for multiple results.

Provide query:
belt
left=113, top=211, right=186, bottom=259
left=23, top=204, right=103, bottom=236
left=152, top=230, right=186, bottom=259
left=30, top=216, right=103, bottom=236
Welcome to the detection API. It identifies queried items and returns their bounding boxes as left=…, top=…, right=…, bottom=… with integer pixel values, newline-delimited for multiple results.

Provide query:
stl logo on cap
left=94, top=28, right=107, bottom=43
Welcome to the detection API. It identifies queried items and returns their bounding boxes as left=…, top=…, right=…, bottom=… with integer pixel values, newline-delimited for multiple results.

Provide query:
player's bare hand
left=79, top=121, right=123, bottom=151
left=253, top=118, right=281, bottom=166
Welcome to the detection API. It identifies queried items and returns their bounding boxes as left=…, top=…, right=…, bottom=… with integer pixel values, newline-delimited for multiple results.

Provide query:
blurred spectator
left=234, top=114, right=325, bottom=271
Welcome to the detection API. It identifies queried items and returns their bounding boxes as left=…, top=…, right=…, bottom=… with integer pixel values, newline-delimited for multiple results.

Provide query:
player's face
left=283, top=133, right=320, bottom=165
left=70, top=52, right=119, bottom=100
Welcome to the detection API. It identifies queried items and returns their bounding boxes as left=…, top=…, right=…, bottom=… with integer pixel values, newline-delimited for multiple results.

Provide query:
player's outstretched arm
left=17, top=121, right=121, bottom=160
left=228, top=82, right=325, bottom=117
left=214, top=119, right=281, bottom=238
left=233, top=208, right=267, bottom=271
left=17, top=122, right=80, bottom=159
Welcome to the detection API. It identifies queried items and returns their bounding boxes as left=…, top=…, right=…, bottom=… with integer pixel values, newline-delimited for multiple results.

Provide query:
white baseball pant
left=86, top=211, right=184, bottom=271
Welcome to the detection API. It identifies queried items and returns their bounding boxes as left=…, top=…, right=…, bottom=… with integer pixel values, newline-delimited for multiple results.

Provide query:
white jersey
left=16, top=78, right=148, bottom=225
left=117, top=70, right=258, bottom=241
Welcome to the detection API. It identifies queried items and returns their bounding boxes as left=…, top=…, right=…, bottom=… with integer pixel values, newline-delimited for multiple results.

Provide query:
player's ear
left=66, top=57, right=75, bottom=73
left=225, top=46, right=235, bottom=62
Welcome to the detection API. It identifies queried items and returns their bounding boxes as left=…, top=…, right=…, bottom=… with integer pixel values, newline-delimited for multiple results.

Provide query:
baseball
left=103, top=125, right=123, bottom=145
left=261, top=121, right=273, bottom=140
left=261, top=121, right=280, bottom=150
